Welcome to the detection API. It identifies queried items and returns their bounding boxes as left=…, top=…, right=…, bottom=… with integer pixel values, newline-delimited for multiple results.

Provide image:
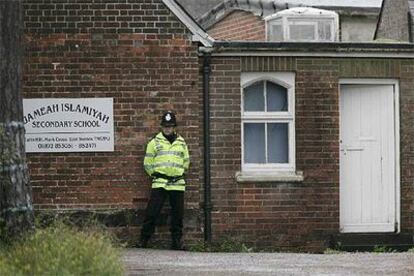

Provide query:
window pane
left=244, top=123, right=265, bottom=163
left=244, top=81, right=264, bottom=112
left=267, top=123, right=289, bottom=163
left=289, top=24, right=315, bottom=40
left=271, top=24, right=283, bottom=41
left=318, top=21, right=332, bottom=41
left=267, top=81, right=288, bottom=111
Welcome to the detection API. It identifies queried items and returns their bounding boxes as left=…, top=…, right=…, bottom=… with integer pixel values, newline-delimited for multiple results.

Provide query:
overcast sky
left=283, top=0, right=382, bottom=7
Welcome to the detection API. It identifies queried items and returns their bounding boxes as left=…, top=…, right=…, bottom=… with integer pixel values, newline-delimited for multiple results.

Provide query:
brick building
left=23, top=0, right=414, bottom=251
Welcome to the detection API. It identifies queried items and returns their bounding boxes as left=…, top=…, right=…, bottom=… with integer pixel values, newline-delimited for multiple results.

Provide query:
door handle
left=340, top=147, right=364, bottom=152
left=346, top=148, right=363, bottom=151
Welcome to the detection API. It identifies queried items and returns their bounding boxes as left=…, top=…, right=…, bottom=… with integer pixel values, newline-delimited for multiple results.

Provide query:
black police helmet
left=160, top=111, right=177, bottom=127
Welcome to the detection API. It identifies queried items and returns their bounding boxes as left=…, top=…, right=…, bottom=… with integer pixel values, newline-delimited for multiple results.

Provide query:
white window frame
left=287, top=17, right=336, bottom=42
left=241, top=72, right=296, bottom=173
left=287, top=19, right=318, bottom=41
left=266, top=19, right=283, bottom=41
left=265, top=10, right=339, bottom=42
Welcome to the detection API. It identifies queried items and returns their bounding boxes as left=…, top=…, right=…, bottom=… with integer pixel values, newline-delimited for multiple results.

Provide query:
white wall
left=341, top=16, right=378, bottom=41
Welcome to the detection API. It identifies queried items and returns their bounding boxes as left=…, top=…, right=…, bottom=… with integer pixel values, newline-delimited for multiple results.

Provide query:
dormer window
left=265, top=7, right=339, bottom=42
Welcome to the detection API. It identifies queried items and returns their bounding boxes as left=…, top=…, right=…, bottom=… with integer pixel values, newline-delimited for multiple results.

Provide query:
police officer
left=138, top=111, right=190, bottom=250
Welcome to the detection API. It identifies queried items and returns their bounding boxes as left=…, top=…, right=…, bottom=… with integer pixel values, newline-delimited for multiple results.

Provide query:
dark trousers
left=140, top=188, right=184, bottom=241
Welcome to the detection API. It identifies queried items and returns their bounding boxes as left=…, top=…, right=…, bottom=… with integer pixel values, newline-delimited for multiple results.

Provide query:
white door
left=340, top=84, right=397, bottom=233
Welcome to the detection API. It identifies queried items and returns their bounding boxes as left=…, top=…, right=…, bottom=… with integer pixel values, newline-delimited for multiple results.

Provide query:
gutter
left=212, top=41, right=414, bottom=50
left=203, top=41, right=414, bottom=58
left=200, top=47, right=213, bottom=244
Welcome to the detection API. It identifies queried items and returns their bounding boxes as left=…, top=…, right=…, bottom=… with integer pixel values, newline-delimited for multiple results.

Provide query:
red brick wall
left=23, top=0, right=202, bottom=242
left=207, top=56, right=414, bottom=252
left=207, top=10, right=265, bottom=41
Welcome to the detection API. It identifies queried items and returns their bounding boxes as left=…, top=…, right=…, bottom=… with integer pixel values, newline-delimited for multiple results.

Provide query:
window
left=269, top=19, right=283, bottom=41
left=265, top=7, right=339, bottom=42
left=241, top=73, right=295, bottom=173
left=289, top=21, right=316, bottom=41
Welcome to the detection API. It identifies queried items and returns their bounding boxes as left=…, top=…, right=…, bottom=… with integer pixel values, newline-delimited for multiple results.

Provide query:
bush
left=372, top=245, right=397, bottom=253
left=0, top=222, right=124, bottom=276
left=189, top=237, right=253, bottom=253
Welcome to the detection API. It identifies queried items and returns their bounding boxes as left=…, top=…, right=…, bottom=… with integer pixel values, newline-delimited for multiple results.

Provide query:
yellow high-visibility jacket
left=144, top=132, right=190, bottom=191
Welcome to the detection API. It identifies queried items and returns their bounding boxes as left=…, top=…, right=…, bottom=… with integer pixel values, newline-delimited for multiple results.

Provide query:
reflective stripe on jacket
left=144, top=132, right=190, bottom=191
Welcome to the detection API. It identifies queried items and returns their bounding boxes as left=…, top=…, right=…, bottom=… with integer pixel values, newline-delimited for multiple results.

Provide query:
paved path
left=123, top=249, right=414, bottom=275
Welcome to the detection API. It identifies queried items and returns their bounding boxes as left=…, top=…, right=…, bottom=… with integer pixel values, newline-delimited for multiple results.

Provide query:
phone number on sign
left=37, top=143, right=97, bottom=149
left=78, top=143, right=97, bottom=149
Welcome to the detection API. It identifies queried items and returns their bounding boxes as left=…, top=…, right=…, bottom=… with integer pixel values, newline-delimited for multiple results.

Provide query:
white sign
left=23, top=98, right=114, bottom=152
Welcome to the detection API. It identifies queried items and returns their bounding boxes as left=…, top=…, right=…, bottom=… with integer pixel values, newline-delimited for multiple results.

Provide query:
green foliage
left=35, top=210, right=104, bottom=230
left=0, top=222, right=124, bottom=276
left=323, top=248, right=345, bottom=254
left=408, top=247, right=414, bottom=253
left=188, top=241, right=208, bottom=252
left=218, top=238, right=253, bottom=252
left=372, top=245, right=397, bottom=253
left=189, top=237, right=253, bottom=253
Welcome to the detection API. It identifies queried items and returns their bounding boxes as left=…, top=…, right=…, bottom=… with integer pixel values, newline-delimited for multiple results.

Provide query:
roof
left=206, top=40, right=414, bottom=58
left=162, top=0, right=215, bottom=47
left=198, top=0, right=382, bottom=29
left=374, top=0, right=413, bottom=41
left=176, top=0, right=223, bottom=19
left=265, top=7, right=339, bottom=20
left=163, top=0, right=414, bottom=54
left=277, top=0, right=382, bottom=8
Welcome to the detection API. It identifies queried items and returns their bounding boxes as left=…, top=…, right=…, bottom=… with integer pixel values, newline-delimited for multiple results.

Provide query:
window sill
left=235, top=171, right=304, bottom=183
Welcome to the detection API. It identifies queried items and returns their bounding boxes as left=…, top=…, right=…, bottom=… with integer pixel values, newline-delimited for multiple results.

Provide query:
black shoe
left=171, top=239, right=185, bottom=250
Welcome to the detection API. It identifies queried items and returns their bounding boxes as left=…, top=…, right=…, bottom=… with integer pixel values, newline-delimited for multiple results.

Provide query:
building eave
left=162, top=0, right=215, bottom=47
left=201, top=41, right=414, bottom=58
